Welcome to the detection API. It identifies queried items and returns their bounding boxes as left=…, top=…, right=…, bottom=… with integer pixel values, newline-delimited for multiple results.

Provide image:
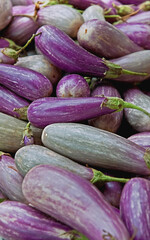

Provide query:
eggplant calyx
left=60, top=230, right=89, bottom=240
left=139, top=1, right=150, bottom=11
left=144, top=148, right=150, bottom=169
left=0, top=37, right=21, bottom=51
left=0, top=151, right=11, bottom=158
left=21, top=122, right=34, bottom=146
left=1, top=48, right=18, bottom=61
left=13, top=106, right=28, bottom=121
left=113, top=3, right=134, bottom=16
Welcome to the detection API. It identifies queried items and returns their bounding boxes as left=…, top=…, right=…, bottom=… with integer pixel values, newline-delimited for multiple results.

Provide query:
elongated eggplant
left=120, top=177, right=150, bottom=240
left=0, top=112, right=42, bottom=153
left=0, top=201, right=74, bottom=240
left=42, top=123, right=150, bottom=175
left=119, top=0, right=146, bottom=4
left=77, top=19, right=143, bottom=59
left=124, top=88, right=150, bottom=132
left=0, top=152, right=26, bottom=202
left=126, top=11, right=150, bottom=24
left=22, top=165, right=130, bottom=240
left=35, top=25, right=146, bottom=79
left=0, top=0, right=12, bottom=31
left=128, top=132, right=150, bottom=149
left=82, top=5, right=105, bottom=22
left=0, top=64, right=53, bottom=101
left=111, top=50, right=150, bottom=82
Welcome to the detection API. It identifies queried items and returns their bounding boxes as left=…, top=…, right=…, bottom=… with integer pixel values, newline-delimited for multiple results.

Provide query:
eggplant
left=68, top=0, right=108, bottom=10
left=35, top=25, right=146, bottom=79
left=115, top=23, right=150, bottom=49
left=0, top=0, right=12, bottom=31
left=15, top=55, right=62, bottom=85
left=88, top=82, right=123, bottom=133
left=0, top=38, right=20, bottom=50
left=0, top=64, right=53, bottom=101
left=111, top=50, right=150, bottom=82
left=77, top=19, right=143, bottom=59
left=0, top=201, right=74, bottom=240
left=11, top=0, right=33, bottom=5
left=128, top=132, right=150, bottom=149
left=120, top=177, right=150, bottom=240
left=42, top=123, right=150, bottom=175
left=0, top=152, right=26, bottom=203
left=22, top=165, right=130, bottom=240
left=0, top=112, right=42, bottom=153
left=56, top=74, right=90, bottom=97
left=124, top=88, right=150, bottom=132
left=126, top=11, right=150, bottom=24
left=119, top=0, right=146, bottom=4
left=0, top=48, right=16, bottom=64
left=82, top=5, right=105, bottom=22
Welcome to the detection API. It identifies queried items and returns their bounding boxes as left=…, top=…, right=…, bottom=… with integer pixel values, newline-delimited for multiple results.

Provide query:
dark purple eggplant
left=82, top=5, right=105, bottom=22
left=42, top=123, right=150, bottom=175
left=22, top=165, right=130, bottom=240
left=120, top=177, right=150, bottom=240
left=68, top=0, right=109, bottom=10
left=0, top=64, right=53, bottom=101
left=56, top=74, right=90, bottom=97
left=128, top=132, right=150, bottom=149
left=115, top=23, right=150, bottom=49
left=15, top=55, right=62, bottom=85
left=0, top=201, right=75, bottom=240
left=124, top=88, right=150, bottom=132
left=88, top=82, right=123, bottom=133
left=126, top=10, right=150, bottom=24
left=0, top=112, right=42, bottom=153
left=77, top=19, right=143, bottom=59
left=111, top=50, right=150, bottom=82
left=0, top=152, right=26, bottom=203
left=35, top=25, right=147, bottom=79
left=119, top=0, right=146, bottom=4
left=0, top=0, right=12, bottom=31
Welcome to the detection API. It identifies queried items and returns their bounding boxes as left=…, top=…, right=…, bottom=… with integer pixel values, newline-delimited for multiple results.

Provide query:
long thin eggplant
left=42, top=123, right=150, bottom=175
left=0, top=0, right=12, bottom=31
left=128, top=132, right=150, bottom=149
left=0, top=64, right=53, bottom=101
left=22, top=165, right=130, bottom=240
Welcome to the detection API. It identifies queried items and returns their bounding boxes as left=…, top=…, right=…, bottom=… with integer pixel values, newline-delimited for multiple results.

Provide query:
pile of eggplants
left=0, top=0, right=150, bottom=239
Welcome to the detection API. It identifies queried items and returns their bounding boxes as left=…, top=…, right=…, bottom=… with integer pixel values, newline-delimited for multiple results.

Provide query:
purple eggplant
left=128, top=132, right=150, bottom=149
left=82, top=5, right=105, bottom=22
left=0, top=152, right=26, bottom=203
left=35, top=25, right=147, bottom=79
left=111, top=50, right=150, bottom=82
left=77, top=19, right=143, bottom=59
left=126, top=11, right=150, bottom=24
left=42, top=123, right=150, bottom=175
left=0, top=64, right=53, bottom=101
left=119, top=0, right=146, bottom=4
left=0, top=201, right=75, bottom=240
left=124, top=88, right=150, bottom=132
left=120, top=177, right=150, bottom=240
left=56, top=74, right=90, bottom=98
left=88, top=82, right=123, bottom=133
left=115, top=23, right=150, bottom=49
left=11, top=0, right=33, bottom=5
left=68, top=0, right=109, bottom=10
left=0, top=0, right=12, bottom=31
left=15, top=55, right=62, bottom=85
left=0, top=38, right=20, bottom=50
left=22, top=165, right=130, bottom=240
left=0, top=85, right=29, bottom=118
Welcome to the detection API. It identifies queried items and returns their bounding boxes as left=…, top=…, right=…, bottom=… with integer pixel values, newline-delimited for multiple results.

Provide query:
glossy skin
left=0, top=64, right=53, bottom=101
left=124, top=88, right=150, bottom=132
left=0, top=201, right=72, bottom=240
left=82, top=5, right=105, bottom=22
left=120, top=177, right=150, bottom=240
left=128, top=132, right=150, bottom=149
left=0, top=0, right=12, bottom=31
left=22, top=165, right=130, bottom=240
left=42, top=123, right=150, bottom=175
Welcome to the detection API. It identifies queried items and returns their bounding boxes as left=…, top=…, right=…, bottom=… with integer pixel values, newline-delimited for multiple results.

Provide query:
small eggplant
left=128, top=132, right=150, bottom=149
left=0, top=0, right=12, bottom=31
left=82, top=5, right=105, bottom=22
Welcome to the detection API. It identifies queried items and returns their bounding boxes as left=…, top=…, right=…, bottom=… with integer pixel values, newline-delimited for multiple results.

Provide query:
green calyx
left=139, top=1, right=150, bottom=11
left=0, top=151, right=10, bottom=157
left=21, top=122, right=33, bottom=145
left=13, top=106, right=28, bottom=121
left=112, top=3, right=134, bottom=16
left=0, top=37, right=21, bottom=51
left=60, top=230, right=89, bottom=240
left=91, top=169, right=129, bottom=184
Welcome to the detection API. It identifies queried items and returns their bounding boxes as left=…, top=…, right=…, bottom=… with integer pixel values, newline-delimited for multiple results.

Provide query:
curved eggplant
left=0, top=0, right=12, bottom=31
left=128, top=132, right=150, bottom=149
left=22, top=165, right=130, bottom=240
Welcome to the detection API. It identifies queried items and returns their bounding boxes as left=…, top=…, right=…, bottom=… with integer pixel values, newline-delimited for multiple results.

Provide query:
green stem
left=91, top=169, right=129, bottom=184
left=104, top=14, right=122, bottom=19
left=13, top=106, right=28, bottom=120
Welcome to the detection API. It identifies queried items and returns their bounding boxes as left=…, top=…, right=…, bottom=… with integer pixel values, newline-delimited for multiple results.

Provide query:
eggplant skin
left=120, top=177, right=150, bottom=240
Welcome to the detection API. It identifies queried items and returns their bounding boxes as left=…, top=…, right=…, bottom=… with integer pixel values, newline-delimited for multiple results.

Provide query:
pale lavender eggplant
left=22, top=165, right=130, bottom=240
left=111, top=50, right=150, bottom=82
left=2, top=5, right=39, bottom=45
left=82, top=5, right=105, bottom=22
left=42, top=123, right=150, bottom=175
left=126, top=11, right=150, bottom=24
left=0, top=64, right=53, bottom=101
left=115, top=23, right=150, bottom=49
left=0, top=85, right=29, bottom=118
left=37, top=4, right=84, bottom=39
left=77, top=19, right=143, bottom=59
left=11, top=0, right=33, bottom=5
left=124, top=88, right=150, bottom=132
left=120, top=177, right=150, bottom=240
left=56, top=74, right=90, bottom=98
left=102, top=181, right=123, bottom=207
left=15, top=55, right=62, bottom=85
left=0, top=48, right=16, bottom=64
left=128, top=132, right=150, bottom=149
left=0, top=201, right=73, bottom=240
left=0, top=153, right=26, bottom=203
left=88, top=83, right=123, bottom=133
left=0, top=0, right=12, bottom=31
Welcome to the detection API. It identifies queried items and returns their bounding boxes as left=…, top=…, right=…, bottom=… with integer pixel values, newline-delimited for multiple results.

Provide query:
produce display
left=0, top=0, right=150, bottom=239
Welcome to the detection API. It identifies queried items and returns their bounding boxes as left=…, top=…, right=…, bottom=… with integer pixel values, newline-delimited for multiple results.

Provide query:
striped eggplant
left=0, top=38, right=20, bottom=50
left=22, top=165, right=130, bottom=240
left=0, top=0, right=12, bottom=31
left=128, top=132, right=150, bottom=149
left=0, top=64, right=53, bottom=101
left=120, top=177, right=150, bottom=240
left=42, top=123, right=150, bottom=175
left=126, top=11, right=150, bottom=24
